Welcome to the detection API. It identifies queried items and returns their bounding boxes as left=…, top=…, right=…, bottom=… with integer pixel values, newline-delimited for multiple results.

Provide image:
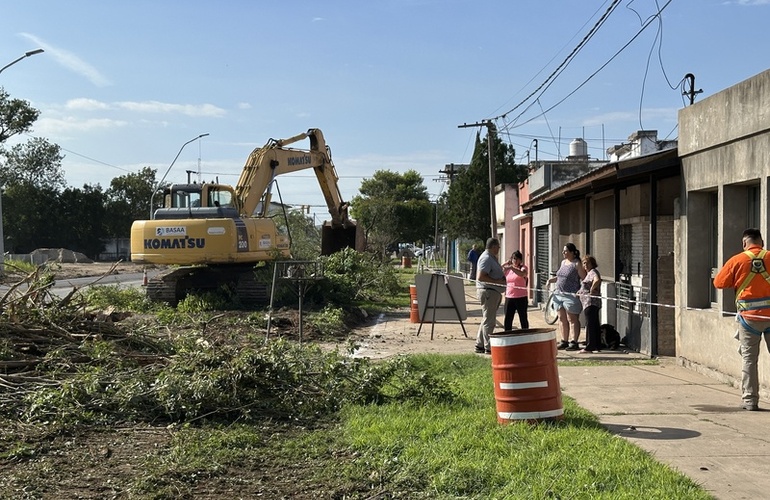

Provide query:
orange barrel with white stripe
left=489, top=328, right=563, bottom=423
left=409, top=284, right=420, bottom=323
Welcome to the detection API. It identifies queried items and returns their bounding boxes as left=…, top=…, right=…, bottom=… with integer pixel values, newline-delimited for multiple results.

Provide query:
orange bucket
left=490, top=329, right=563, bottom=423
left=409, top=284, right=420, bottom=323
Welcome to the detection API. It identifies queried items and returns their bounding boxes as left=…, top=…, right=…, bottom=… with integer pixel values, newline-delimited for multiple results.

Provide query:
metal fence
left=615, top=282, right=650, bottom=316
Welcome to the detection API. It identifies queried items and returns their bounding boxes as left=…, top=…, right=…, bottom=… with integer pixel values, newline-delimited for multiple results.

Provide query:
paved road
left=0, top=270, right=165, bottom=298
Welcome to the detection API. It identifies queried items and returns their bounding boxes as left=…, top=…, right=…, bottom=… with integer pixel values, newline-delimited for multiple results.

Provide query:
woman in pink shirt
left=502, top=250, right=529, bottom=330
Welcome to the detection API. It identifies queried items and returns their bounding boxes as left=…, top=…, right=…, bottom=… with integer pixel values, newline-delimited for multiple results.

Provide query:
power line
left=501, top=0, right=676, bottom=133
left=487, top=0, right=615, bottom=119
left=20, top=133, right=133, bottom=173
left=637, top=0, right=686, bottom=131
left=59, top=146, right=133, bottom=173
left=492, top=0, right=624, bottom=123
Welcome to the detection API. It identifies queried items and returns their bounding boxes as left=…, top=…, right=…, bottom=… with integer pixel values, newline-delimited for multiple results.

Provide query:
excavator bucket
left=321, top=221, right=365, bottom=255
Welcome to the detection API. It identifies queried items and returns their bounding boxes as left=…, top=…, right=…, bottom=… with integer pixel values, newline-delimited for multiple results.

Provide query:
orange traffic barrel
left=409, top=284, right=420, bottom=323
left=402, top=256, right=412, bottom=268
left=489, top=329, right=563, bottom=424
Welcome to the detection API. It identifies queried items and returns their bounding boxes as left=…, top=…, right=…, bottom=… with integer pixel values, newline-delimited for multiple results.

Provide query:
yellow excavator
left=130, top=128, right=363, bottom=304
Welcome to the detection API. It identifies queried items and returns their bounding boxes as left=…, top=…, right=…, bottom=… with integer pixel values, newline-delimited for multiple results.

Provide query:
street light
left=149, top=133, right=210, bottom=219
left=0, top=48, right=45, bottom=75
left=0, top=48, right=45, bottom=275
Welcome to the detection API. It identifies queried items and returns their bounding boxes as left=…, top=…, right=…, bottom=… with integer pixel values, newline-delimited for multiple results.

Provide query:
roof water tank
left=569, top=138, right=588, bottom=159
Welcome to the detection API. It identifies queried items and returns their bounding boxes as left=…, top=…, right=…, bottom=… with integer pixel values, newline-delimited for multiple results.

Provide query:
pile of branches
left=0, top=264, right=168, bottom=374
left=0, top=266, right=455, bottom=428
left=0, top=265, right=173, bottom=422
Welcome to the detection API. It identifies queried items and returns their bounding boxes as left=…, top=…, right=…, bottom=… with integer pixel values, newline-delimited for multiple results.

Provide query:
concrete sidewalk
left=560, top=361, right=769, bottom=499
left=397, top=282, right=768, bottom=499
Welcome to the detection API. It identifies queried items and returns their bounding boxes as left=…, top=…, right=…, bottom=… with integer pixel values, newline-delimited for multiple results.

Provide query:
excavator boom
left=234, top=128, right=353, bottom=229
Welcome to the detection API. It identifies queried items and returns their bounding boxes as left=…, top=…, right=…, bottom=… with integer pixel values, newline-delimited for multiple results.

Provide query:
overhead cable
left=493, top=0, right=623, bottom=123
left=502, top=0, right=675, bottom=132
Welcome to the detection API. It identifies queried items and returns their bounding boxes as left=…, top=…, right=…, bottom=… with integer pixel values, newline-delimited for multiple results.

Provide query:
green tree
left=2, top=184, right=59, bottom=252
left=350, top=170, right=433, bottom=257
left=0, top=137, right=65, bottom=191
left=57, top=184, right=108, bottom=257
left=443, top=131, right=527, bottom=241
left=104, top=167, right=157, bottom=237
left=0, top=88, right=39, bottom=144
left=275, top=208, right=321, bottom=261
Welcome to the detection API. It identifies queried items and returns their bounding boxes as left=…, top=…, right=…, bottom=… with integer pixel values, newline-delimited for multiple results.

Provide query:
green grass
left=334, top=354, right=709, bottom=499
left=135, top=354, right=711, bottom=499
left=2, top=258, right=38, bottom=276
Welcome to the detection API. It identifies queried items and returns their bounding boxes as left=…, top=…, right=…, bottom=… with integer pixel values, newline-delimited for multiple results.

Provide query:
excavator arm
left=234, top=128, right=352, bottom=227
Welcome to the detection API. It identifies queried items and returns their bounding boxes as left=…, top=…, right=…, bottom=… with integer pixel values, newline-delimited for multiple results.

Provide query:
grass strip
left=337, top=354, right=712, bottom=499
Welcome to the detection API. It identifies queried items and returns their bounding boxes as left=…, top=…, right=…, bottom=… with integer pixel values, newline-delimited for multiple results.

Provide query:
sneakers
left=474, top=346, right=485, bottom=354
left=741, top=402, right=760, bottom=411
left=485, top=350, right=492, bottom=355
left=557, top=341, right=569, bottom=350
left=565, top=341, right=580, bottom=351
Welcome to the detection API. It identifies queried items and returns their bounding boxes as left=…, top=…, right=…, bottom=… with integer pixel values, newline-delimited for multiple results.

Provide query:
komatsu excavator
left=130, top=128, right=363, bottom=304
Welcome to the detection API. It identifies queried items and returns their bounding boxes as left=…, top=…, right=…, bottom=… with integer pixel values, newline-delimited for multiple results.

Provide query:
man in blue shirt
left=475, top=238, right=506, bottom=354
left=467, top=243, right=481, bottom=281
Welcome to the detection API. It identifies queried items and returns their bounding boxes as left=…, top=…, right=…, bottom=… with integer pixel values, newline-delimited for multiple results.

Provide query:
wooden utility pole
left=458, top=120, right=497, bottom=239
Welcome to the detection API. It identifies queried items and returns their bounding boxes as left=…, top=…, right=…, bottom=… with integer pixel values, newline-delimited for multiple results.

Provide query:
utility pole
left=440, top=163, right=467, bottom=184
left=683, top=73, right=703, bottom=106
left=458, top=120, right=497, bottom=239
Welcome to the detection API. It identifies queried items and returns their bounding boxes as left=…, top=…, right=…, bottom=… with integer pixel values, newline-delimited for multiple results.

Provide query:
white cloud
left=19, top=32, right=111, bottom=87
left=237, top=102, right=252, bottom=109
left=735, top=0, right=770, bottom=5
left=35, top=116, right=129, bottom=136
left=115, top=100, right=226, bottom=117
left=65, top=98, right=110, bottom=111
left=582, top=108, right=677, bottom=127
left=60, top=98, right=226, bottom=118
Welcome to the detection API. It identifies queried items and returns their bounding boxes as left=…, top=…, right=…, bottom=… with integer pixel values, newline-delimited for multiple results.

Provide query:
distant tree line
left=0, top=87, right=529, bottom=261
left=0, top=88, right=155, bottom=258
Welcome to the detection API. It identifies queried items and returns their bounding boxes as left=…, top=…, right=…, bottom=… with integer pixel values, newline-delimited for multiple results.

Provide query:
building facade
left=677, top=68, right=770, bottom=394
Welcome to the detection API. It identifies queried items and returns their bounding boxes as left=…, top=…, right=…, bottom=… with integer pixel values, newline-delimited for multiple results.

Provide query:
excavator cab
left=153, top=184, right=240, bottom=221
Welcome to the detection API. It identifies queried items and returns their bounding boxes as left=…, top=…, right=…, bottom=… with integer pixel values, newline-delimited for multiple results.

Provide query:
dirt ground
left=50, top=261, right=146, bottom=280
left=0, top=268, right=531, bottom=498
left=48, top=262, right=498, bottom=358
left=0, top=261, right=145, bottom=283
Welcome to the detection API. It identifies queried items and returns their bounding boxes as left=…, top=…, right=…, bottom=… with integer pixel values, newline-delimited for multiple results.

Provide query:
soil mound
left=30, top=248, right=93, bottom=264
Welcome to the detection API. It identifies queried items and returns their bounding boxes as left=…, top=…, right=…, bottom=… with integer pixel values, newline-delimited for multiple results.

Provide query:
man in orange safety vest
left=714, top=228, right=770, bottom=411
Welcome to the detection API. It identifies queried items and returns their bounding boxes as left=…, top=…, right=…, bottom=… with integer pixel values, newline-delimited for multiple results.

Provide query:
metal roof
left=522, top=147, right=680, bottom=212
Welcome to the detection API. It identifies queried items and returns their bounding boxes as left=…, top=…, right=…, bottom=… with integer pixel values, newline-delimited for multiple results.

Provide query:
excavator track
left=145, top=266, right=269, bottom=306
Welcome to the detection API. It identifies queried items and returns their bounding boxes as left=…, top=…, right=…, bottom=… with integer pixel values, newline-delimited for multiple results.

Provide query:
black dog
left=600, top=324, right=621, bottom=350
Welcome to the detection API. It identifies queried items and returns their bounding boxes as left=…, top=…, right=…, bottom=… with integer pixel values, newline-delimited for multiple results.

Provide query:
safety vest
left=735, top=249, right=770, bottom=311
left=735, top=249, right=770, bottom=335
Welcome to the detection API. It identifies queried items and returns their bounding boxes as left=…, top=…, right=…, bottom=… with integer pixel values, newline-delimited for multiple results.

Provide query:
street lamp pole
left=0, top=48, right=45, bottom=75
left=0, top=48, right=45, bottom=275
left=149, top=133, right=210, bottom=219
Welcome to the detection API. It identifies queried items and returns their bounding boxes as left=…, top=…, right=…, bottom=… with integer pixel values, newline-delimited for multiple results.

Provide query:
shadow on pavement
left=603, top=423, right=701, bottom=440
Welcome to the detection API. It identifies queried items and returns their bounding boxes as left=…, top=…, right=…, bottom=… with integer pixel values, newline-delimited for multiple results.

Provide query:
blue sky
left=1, top=0, right=769, bottom=223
